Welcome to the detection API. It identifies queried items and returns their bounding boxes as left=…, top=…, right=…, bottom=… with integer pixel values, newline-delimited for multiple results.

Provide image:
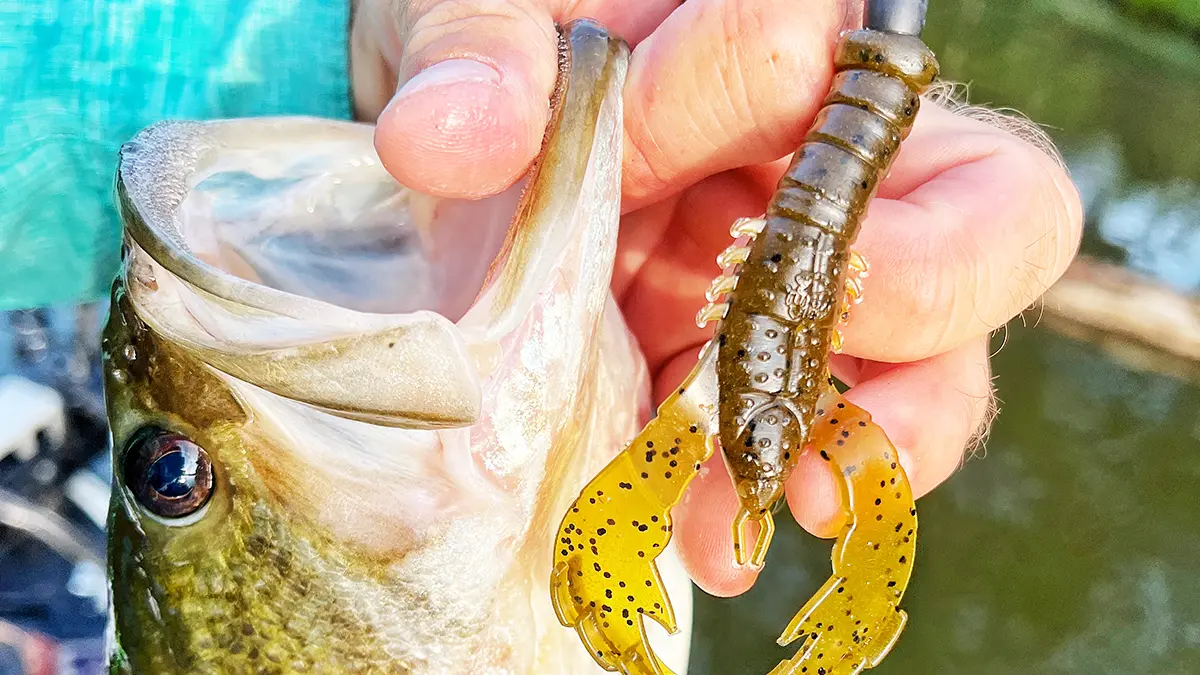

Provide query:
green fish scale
left=110, top=497, right=400, bottom=674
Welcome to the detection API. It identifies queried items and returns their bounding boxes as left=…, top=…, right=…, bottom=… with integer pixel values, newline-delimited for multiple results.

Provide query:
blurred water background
left=1, top=0, right=1198, bottom=673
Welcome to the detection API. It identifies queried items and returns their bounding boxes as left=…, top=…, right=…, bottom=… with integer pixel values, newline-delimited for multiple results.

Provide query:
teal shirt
left=0, top=0, right=352, bottom=310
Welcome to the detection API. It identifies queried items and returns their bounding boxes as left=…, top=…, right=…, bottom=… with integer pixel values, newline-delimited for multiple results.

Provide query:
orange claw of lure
left=551, top=11, right=939, bottom=675
left=767, top=389, right=917, bottom=675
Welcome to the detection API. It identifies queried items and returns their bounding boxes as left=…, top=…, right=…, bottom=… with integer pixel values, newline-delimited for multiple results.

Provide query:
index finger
left=837, top=103, right=1083, bottom=363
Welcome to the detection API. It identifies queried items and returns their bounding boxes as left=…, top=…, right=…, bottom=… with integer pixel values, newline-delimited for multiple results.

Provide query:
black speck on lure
left=550, top=3, right=939, bottom=673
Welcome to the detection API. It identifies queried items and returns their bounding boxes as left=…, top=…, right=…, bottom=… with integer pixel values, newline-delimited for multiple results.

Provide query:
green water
left=689, top=1, right=1200, bottom=673
left=932, top=0, right=1200, bottom=291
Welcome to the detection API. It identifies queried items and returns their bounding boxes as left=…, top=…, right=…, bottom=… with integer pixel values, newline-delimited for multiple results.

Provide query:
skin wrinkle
left=394, top=0, right=410, bottom=39
left=1016, top=153, right=1069, bottom=292
left=621, top=107, right=673, bottom=204
left=877, top=114, right=1009, bottom=199
left=716, top=0, right=833, bottom=158
left=621, top=37, right=700, bottom=200
left=671, top=31, right=726, bottom=158
left=712, top=1, right=755, bottom=152
left=996, top=146, right=1078, bottom=333
left=621, top=0, right=843, bottom=207
left=554, top=0, right=583, bottom=16
left=855, top=204, right=948, bottom=353
left=828, top=0, right=864, bottom=31
left=936, top=233, right=968, bottom=362
left=1034, top=148, right=1081, bottom=287
left=400, top=10, right=554, bottom=80
left=699, top=31, right=734, bottom=153
left=724, top=4, right=789, bottom=158
left=359, top=0, right=408, bottom=92
left=405, top=0, right=550, bottom=34
left=931, top=200, right=973, bottom=341
left=952, top=201, right=992, bottom=351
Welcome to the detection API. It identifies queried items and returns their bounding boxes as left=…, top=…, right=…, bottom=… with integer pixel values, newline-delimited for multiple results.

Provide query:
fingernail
left=395, top=59, right=501, bottom=99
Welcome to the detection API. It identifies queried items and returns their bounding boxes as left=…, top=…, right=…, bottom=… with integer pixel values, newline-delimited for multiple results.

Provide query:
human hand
left=351, top=0, right=1083, bottom=597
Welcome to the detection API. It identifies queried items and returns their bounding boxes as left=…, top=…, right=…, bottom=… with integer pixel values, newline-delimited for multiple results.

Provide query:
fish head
left=102, top=20, right=693, bottom=675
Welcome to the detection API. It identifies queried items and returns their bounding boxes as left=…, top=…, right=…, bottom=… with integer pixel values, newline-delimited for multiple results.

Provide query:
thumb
left=372, top=0, right=560, bottom=199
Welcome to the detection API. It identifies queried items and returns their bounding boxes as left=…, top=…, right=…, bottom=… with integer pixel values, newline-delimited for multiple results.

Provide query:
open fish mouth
left=113, top=21, right=628, bottom=431
left=102, top=19, right=694, bottom=675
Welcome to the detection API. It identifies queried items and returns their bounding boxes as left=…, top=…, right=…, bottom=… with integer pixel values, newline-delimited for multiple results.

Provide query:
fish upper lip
left=115, top=23, right=630, bottom=431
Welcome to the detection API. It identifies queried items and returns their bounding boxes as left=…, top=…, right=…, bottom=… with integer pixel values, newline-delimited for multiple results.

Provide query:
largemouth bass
left=100, top=20, right=693, bottom=675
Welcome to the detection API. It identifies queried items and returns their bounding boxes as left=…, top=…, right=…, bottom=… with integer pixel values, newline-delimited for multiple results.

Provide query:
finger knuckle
left=903, top=127, right=1082, bottom=357
left=976, top=142, right=1083, bottom=334
left=622, top=117, right=676, bottom=201
left=886, top=224, right=967, bottom=358
left=403, top=0, right=556, bottom=71
left=712, top=0, right=843, bottom=150
left=954, top=113, right=1085, bottom=305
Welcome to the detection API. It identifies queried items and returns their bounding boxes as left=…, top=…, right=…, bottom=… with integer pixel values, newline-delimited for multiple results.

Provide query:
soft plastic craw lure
left=551, top=2, right=939, bottom=674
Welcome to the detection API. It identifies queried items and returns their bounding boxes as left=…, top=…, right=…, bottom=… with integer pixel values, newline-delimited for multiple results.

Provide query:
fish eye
left=123, top=428, right=214, bottom=520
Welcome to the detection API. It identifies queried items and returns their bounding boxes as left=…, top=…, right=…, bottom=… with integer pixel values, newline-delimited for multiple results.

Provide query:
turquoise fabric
left=0, top=0, right=352, bottom=310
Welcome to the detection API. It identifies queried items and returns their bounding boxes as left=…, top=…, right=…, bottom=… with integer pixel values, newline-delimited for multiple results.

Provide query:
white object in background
left=67, top=560, right=109, bottom=615
left=0, top=375, right=67, bottom=463
left=64, top=470, right=111, bottom=530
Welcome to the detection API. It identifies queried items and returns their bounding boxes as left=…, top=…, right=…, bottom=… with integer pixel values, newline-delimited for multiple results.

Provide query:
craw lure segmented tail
left=551, top=2, right=940, bottom=674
